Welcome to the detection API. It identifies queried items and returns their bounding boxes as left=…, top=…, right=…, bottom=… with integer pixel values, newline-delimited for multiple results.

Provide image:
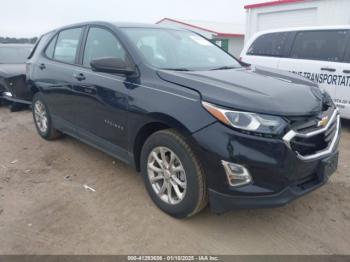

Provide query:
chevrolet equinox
left=26, top=22, right=340, bottom=218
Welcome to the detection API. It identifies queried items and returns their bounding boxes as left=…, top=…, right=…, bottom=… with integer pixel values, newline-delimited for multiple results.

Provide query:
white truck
left=240, top=26, right=350, bottom=120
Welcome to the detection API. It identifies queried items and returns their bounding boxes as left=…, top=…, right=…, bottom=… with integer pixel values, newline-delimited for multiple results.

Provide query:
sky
left=0, top=0, right=258, bottom=38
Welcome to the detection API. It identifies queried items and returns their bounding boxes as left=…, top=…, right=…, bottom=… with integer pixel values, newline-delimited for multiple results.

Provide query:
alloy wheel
left=147, top=146, right=187, bottom=205
left=34, top=100, right=48, bottom=133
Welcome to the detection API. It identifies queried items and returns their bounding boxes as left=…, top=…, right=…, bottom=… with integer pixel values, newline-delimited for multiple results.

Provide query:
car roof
left=53, top=21, right=187, bottom=32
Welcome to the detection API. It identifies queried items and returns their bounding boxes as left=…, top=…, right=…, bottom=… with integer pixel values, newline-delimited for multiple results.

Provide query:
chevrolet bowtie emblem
left=318, top=116, right=329, bottom=127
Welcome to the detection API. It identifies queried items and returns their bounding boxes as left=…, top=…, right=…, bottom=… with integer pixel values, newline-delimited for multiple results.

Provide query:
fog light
left=221, top=160, right=252, bottom=187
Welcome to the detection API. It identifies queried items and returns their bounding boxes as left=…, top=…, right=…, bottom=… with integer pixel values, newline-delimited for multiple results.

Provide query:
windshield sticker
left=190, top=35, right=211, bottom=46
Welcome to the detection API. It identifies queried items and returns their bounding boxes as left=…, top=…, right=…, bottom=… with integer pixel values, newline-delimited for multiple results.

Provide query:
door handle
left=321, top=67, right=336, bottom=72
left=343, top=70, right=350, bottom=74
left=82, top=86, right=96, bottom=94
left=39, top=63, right=46, bottom=70
left=73, top=73, right=86, bottom=81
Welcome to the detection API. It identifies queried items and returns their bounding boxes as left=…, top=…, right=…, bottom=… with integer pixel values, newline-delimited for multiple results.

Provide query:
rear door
left=337, top=40, right=350, bottom=119
left=34, top=26, right=85, bottom=133
left=241, top=32, right=292, bottom=69
left=278, top=29, right=350, bottom=103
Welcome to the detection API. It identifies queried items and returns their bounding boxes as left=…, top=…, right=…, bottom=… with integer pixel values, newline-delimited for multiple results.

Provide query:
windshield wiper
left=162, top=68, right=192, bottom=71
left=210, top=66, right=239, bottom=71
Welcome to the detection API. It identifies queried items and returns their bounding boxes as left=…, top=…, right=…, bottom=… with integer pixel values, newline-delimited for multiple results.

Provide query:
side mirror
left=90, top=57, right=135, bottom=75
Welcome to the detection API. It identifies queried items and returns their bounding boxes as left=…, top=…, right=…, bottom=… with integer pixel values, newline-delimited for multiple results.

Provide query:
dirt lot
left=0, top=107, right=349, bottom=255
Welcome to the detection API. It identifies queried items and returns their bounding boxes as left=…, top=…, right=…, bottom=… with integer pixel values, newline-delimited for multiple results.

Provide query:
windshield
left=0, top=46, right=32, bottom=64
left=121, top=28, right=241, bottom=71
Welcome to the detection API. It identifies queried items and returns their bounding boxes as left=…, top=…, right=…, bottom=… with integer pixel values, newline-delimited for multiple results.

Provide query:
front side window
left=121, top=28, right=241, bottom=70
left=290, top=30, right=348, bottom=62
left=247, top=32, right=289, bottom=57
left=53, top=27, right=82, bottom=63
left=0, top=45, right=32, bottom=64
left=83, top=27, right=127, bottom=67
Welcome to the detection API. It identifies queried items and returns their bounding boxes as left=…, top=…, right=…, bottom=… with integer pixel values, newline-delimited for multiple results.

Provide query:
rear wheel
left=140, top=129, right=208, bottom=218
left=32, top=93, right=62, bottom=140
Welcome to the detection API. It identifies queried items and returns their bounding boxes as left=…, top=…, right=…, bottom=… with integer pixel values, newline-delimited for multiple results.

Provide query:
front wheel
left=32, top=92, right=62, bottom=140
left=140, top=129, right=208, bottom=218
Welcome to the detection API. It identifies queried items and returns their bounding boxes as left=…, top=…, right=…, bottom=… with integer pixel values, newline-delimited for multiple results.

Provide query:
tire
left=32, top=92, right=62, bottom=140
left=140, top=129, right=208, bottom=218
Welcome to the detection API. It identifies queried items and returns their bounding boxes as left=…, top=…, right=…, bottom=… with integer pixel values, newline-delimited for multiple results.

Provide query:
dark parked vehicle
left=0, top=44, right=33, bottom=110
left=27, top=22, right=340, bottom=218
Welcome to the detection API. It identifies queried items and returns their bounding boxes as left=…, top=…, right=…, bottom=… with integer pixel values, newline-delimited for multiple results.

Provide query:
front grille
left=284, top=107, right=339, bottom=160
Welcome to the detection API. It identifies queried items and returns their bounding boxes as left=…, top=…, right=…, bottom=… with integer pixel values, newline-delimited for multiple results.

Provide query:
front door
left=71, top=26, right=131, bottom=160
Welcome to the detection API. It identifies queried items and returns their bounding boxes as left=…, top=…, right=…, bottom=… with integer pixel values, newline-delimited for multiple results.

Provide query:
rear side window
left=53, top=27, right=83, bottom=63
left=45, top=35, right=57, bottom=59
left=28, top=38, right=41, bottom=60
left=247, top=32, right=289, bottom=57
left=83, top=27, right=126, bottom=67
left=28, top=32, right=53, bottom=60
left=290, top=30, right=348, bottom=62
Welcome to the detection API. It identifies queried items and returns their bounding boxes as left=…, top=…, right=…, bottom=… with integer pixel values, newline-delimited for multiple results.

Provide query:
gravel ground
left=0, top=107, right=349, bottom=255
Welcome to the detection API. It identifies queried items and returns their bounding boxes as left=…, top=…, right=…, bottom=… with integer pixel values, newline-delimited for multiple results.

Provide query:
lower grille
left=291, top=133, right=328, bottom=156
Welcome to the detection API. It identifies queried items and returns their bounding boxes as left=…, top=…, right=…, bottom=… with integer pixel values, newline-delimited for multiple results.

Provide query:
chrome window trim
left=283, top=109, right=340, bottom=161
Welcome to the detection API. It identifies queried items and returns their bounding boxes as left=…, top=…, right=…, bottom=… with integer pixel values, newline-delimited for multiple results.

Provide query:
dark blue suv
left=27, top=22, right=340, bottom=218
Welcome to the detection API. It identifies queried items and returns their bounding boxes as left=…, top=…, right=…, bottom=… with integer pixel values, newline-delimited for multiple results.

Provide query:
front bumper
left=0, top=76, right=32, bottom=105
left=209, top=151, right=338, bottom=213
left=191, top=119, right=340, bottom=214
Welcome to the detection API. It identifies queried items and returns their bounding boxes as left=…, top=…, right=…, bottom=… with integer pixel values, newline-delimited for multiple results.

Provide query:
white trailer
left=244, top=0, right=350, bottom=43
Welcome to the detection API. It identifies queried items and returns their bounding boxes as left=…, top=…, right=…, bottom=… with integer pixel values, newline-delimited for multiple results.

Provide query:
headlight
left=202, top=101, right=287, bottom=135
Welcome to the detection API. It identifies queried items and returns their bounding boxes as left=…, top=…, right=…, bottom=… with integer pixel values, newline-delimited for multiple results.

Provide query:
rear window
left=247, top=32, right=289, bottom=57
left=290, top=30, right=348, bottom=62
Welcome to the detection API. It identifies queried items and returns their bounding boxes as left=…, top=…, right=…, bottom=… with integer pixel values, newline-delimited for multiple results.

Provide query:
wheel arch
left=132, top=113, right=193, bottom=172
left=28, top=81, right=41, bottom=99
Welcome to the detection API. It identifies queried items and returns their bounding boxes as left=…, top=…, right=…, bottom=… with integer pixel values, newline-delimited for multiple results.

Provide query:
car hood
left=157, top=66, right=324, bottom=116
left=0, top=64, right=26, bottom=78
